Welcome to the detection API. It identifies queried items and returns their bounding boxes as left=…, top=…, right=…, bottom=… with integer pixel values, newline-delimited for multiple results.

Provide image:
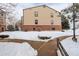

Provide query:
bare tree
left=0, top=3, right=17, bottom=25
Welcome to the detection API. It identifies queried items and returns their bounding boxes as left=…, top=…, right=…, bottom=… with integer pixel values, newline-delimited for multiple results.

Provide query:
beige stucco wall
left=0, top=12, right=6, bottom=31
left=23, top=6, right=61, bottom=26
left=0, top=14, right=6, bottom=25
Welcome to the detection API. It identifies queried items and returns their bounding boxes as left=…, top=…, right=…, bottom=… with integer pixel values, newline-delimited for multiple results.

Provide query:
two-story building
left=0, top=9, right=6, bottom=32
left=21, top=5, right=62, bottom=31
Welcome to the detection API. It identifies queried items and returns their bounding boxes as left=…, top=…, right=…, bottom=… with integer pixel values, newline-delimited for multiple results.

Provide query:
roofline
left=46, top=5, right=61, bottom=13
left=23, top=5, right=60, bottom=13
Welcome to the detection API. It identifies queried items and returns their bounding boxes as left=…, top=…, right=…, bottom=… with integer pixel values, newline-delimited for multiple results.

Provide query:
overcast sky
left=15, top=3, right=72, bottom=20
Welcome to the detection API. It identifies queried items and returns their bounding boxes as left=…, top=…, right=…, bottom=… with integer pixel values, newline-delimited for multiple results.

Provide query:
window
left=34, top=11, right=38, bottom=17
left=51, top=20, right=54, bottom=24
left=0, top=13, right=3, bottom=16
left=51, top=15, right=53, bottom=17
left=25, top=29, right=27, bottom=31
left=1, top=14, right=3, bottom=16
left=51, top=28, right=55, bottom=30
left=35, top=19, right=38, bottom=24
left=50, top=13, right=53, bottom=17
left=33, top=28, right=36, bottom=31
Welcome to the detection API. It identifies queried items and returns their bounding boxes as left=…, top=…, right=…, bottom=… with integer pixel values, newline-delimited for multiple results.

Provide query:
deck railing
left=57, top=38, right=69, bottom=56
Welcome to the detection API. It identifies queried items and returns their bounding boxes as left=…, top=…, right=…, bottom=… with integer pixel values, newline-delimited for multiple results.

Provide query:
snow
left=60, top=36, right=79, bottom=56
left=0, top=42, right=37, bottom=56
left=0, top=30, right=79, bottom=42
left=0, top=30, right=79, bottom=56
left=0, top=31, right=42, bottom=41
left=57, top=49, right=62, bottom=56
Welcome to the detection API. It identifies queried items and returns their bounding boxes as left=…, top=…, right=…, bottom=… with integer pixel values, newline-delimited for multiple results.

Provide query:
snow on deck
left=60, top=36, right=79, bottom=56
left=0, top=29, right=79, bottom=42
left=0, top=42, right=37, bottom=56
left=57, top=49, right=62, bottom=56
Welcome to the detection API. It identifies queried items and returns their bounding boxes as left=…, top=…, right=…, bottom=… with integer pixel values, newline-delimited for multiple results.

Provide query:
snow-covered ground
left=0, top=29, right=79, bottom=42
left=0, top=42, right=37, bottom=56
left=57, top=49, right=62, bottom=56
left=60, top=36, right=79, bottom=56
left=0, top=30, right=79, bottom=56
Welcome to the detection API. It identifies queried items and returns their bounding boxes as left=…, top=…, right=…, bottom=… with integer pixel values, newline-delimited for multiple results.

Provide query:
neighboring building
left=0, top=9, right=6, bottom=32
left=22, top=5, right=62, bottom=31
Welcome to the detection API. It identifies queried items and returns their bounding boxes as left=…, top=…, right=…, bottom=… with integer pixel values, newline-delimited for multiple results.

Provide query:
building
left=0, top=9, right=6, bottom=32
left=22, top=5, right=62, bottom=31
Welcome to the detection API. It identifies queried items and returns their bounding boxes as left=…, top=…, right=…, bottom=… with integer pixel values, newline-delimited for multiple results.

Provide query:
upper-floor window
left=33, top=28, right=36, bottom=31
left=1, top=14, right=3, bottom=16
left=51, top=28, right=55, bottom=30
left=35, top=19, right=38, bottom=24
left=50, top=13, right=53, bottom=18
left=51, top=20, right=54, bottom=24
left=34, top=11, right=38, bottom=17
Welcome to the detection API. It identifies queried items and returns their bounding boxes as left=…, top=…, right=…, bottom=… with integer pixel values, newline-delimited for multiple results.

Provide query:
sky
left=15, top=3, right=72, bottom=20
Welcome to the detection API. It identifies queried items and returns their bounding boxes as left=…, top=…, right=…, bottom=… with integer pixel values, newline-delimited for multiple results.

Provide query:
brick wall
left=21, top=25, right=62, bottom=31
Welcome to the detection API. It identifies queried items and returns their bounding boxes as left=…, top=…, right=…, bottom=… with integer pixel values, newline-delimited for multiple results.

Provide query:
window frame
left=50, top=13, right=53, bottom=18
left=35, top=19, right=38, bottom=24
left=34, top=11, right=38, bottom=17
left=51, top=19, right=54, bottom=24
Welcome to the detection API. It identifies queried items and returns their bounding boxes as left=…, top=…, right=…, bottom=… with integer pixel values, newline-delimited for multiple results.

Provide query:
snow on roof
left=0, top=42, right=37, bottom=56
left=57, top=49, right=62, bottom=56
left=60, top=36, right=79, bottom=56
